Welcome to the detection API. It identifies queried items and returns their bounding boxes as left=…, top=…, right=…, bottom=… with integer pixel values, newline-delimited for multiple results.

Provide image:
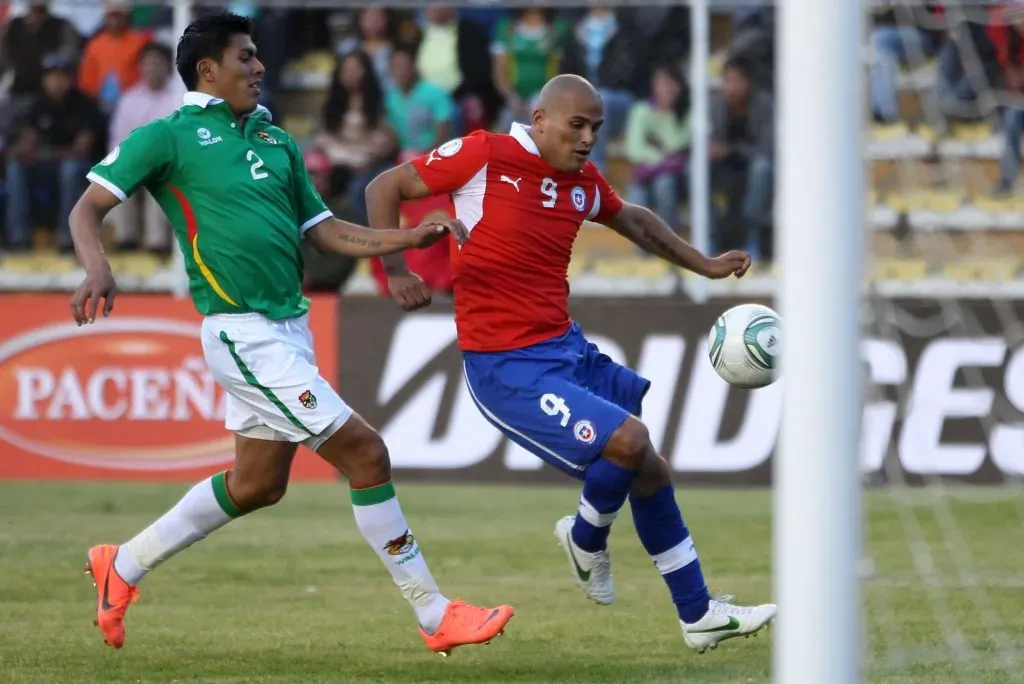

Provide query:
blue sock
left=571, top=458, right=638, bottom=553
left=630, top=485, right=711, bottom=623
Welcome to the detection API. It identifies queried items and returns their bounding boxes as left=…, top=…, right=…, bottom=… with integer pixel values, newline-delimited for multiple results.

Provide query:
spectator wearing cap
left=106, top=42, right=180, bottom=253
left=77, top=2, right=151, bottom=114
left=0, top=4, right=81, bottom=117
left=5, top=54, right=104, bottom=253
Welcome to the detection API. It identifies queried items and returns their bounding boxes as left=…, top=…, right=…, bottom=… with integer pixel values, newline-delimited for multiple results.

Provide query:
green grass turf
left=1, top=482, right=1023, bottom=683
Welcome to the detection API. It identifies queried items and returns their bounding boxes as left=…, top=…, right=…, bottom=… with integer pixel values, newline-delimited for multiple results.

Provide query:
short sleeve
left=410, top=133, right=490, bottom=195
left=588, top=166, right=624, bottom=224
left=86, top=120, right=174, bottom=201
left=287, top=135, right=333, bottom=233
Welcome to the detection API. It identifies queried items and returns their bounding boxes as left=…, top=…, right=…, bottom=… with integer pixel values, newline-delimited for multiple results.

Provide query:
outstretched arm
left=305, top=214, right=462, bottom=258
left=602, top=202, right=750, bottom=279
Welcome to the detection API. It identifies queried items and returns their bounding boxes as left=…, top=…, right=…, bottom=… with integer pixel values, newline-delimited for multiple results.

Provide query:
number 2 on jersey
left=247, top=149, right=268, bottom=180
left=541, top=177, right=558, bottom=208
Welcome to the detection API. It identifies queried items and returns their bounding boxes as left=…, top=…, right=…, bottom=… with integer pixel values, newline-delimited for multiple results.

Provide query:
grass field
left=2, top=481, right=1023, bottom=683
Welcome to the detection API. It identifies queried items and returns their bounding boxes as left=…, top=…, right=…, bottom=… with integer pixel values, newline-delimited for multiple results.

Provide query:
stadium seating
left=5, top=9, right=1021, bottom=297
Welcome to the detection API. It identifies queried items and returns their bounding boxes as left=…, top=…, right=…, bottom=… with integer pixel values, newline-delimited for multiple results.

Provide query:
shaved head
left=536, top=74, right=600, bottom=111
left=530, top=74, right=604, bottom=172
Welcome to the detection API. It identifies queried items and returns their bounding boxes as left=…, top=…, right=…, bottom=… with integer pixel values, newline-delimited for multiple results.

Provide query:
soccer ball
left=706, top=303, right=781, bottom=389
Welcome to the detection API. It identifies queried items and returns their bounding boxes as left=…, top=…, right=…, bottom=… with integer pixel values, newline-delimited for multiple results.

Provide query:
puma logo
left=500, top=175, right=522, bottom=191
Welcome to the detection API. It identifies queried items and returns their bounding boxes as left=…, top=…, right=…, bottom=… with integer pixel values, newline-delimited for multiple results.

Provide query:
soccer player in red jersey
left=367, top=75, right=776, bottom=652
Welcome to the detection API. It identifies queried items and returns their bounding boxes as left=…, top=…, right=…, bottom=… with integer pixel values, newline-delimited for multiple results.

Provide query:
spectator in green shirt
left=625, top=63, right=691, bottom=231
left=490, top=9, right=568, bottom=131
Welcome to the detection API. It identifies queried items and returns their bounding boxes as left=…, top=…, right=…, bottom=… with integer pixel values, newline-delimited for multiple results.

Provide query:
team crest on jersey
left=298, top=390, right=317, bottom=409
left=571, top=186, right=587, bottom=212
left=574, top=419, right=597, bottom=444
left=426, top=138, right=462, bottom=165
left=255, top=130, right=279, bottom=144
left=99, top=146, right=120, bottom=166
left=383, top=530, right=415, bottom=556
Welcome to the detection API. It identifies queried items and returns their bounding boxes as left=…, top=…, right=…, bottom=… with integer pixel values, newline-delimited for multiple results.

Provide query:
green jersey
left=87, top=91, right=332, bottom=320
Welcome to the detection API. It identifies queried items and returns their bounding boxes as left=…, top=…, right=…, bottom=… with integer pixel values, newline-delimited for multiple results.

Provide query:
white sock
left=350, top=481, right=450, bottom=632
left=113, top=472, right=243, bottom=585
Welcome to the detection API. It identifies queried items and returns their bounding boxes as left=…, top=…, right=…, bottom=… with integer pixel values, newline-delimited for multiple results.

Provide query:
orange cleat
left=84, top=544, right=139, bottom=649
left=419, top=599, right=514, bottom=657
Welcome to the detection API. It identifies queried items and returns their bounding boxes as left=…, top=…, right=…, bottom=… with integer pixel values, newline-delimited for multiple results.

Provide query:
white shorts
left=201, top=312, right=352, bottom=443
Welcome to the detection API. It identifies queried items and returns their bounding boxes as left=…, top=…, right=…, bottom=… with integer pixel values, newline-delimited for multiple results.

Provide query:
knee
left=335, top=427, right=392, bottom=487
left=228, top=470, right=288, bottom=511
left=601, top=418, right=653, bottom=471
left=631, top=451, right=672, bottom=498
left=870, top=28, right=899, bottom=58
left=353, top=434, right=391, bottom=485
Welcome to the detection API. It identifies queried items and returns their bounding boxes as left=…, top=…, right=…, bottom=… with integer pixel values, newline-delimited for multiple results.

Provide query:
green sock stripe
left=219, top=331, right=314, bottom=436
left=211, top=471, right=243, bottom=518
left=350, top=481, right=396, bottom=506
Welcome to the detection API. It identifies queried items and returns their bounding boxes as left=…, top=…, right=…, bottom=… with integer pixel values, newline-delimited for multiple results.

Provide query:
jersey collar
left=509, top=122, right=540, bottom=156
left=182, top=91, right=272, bottom=121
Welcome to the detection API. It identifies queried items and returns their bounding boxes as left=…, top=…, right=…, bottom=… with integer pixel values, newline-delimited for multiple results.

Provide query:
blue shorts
left=463, top=323, right=651, bottom=480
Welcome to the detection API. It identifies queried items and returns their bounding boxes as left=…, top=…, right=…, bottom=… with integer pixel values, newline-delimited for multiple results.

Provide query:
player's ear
left=196, top=58, right=214, bottom=85
left=531, top=108, right=544, bottom=131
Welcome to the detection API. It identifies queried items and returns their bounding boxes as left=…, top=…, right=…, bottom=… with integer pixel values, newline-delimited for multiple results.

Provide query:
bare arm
left=365, top=162, right=436, bottom=275
left=365, top=162, right=447, bottom=311
left=70, top=184, right=119, bottom=275
left=69, top=184, right=121, bottom=324
left=304, top=216, right=451, bottom=258
left=602, top=202, right=750, bottom=279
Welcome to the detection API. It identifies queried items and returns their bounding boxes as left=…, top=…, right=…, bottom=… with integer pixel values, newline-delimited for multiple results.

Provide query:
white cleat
left=681, top=599, right=777, bottom=653
left=554, top=515, right=614, bottom=605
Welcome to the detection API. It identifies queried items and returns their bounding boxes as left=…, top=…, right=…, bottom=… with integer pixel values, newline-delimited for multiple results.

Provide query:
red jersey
left=410, top=124, right=623, bottom=352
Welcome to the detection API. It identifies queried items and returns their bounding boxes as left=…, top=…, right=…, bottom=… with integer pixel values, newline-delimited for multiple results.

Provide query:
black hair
left=390, top=42, right=418, bottom=63
left=175, top=12, right=252, bottom=91
left=323, top=49, right=385, bottom=132
left=138, top=41, right=173, bottom=66
left=723, top=56, right=753, bottom=80
left=652, top=61, right=690, bottom=122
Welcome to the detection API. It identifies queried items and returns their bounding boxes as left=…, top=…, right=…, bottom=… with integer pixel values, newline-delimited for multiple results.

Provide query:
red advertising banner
left=0, top=294, right=340, bottom=481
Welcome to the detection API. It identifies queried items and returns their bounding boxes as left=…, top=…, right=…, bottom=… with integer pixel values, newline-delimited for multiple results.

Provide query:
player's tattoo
left=609, top=204, right=706, bottom=272
left=640, top=227, right=677, bottom=260
left=337, top=233, right=382, bottom=249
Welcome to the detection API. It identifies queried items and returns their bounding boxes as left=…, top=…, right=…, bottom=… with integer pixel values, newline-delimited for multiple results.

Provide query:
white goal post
left=775, top=1, right=864, bottom=683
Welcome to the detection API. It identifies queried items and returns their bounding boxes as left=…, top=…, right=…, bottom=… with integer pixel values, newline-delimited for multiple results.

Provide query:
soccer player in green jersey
left=68, top=12, right=513, bottom=656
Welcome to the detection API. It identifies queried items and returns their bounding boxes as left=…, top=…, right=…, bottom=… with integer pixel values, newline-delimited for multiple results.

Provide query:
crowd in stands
left=0, top=3, right=782, bottom=293
left=867, top=4, right=1024, bottom=196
